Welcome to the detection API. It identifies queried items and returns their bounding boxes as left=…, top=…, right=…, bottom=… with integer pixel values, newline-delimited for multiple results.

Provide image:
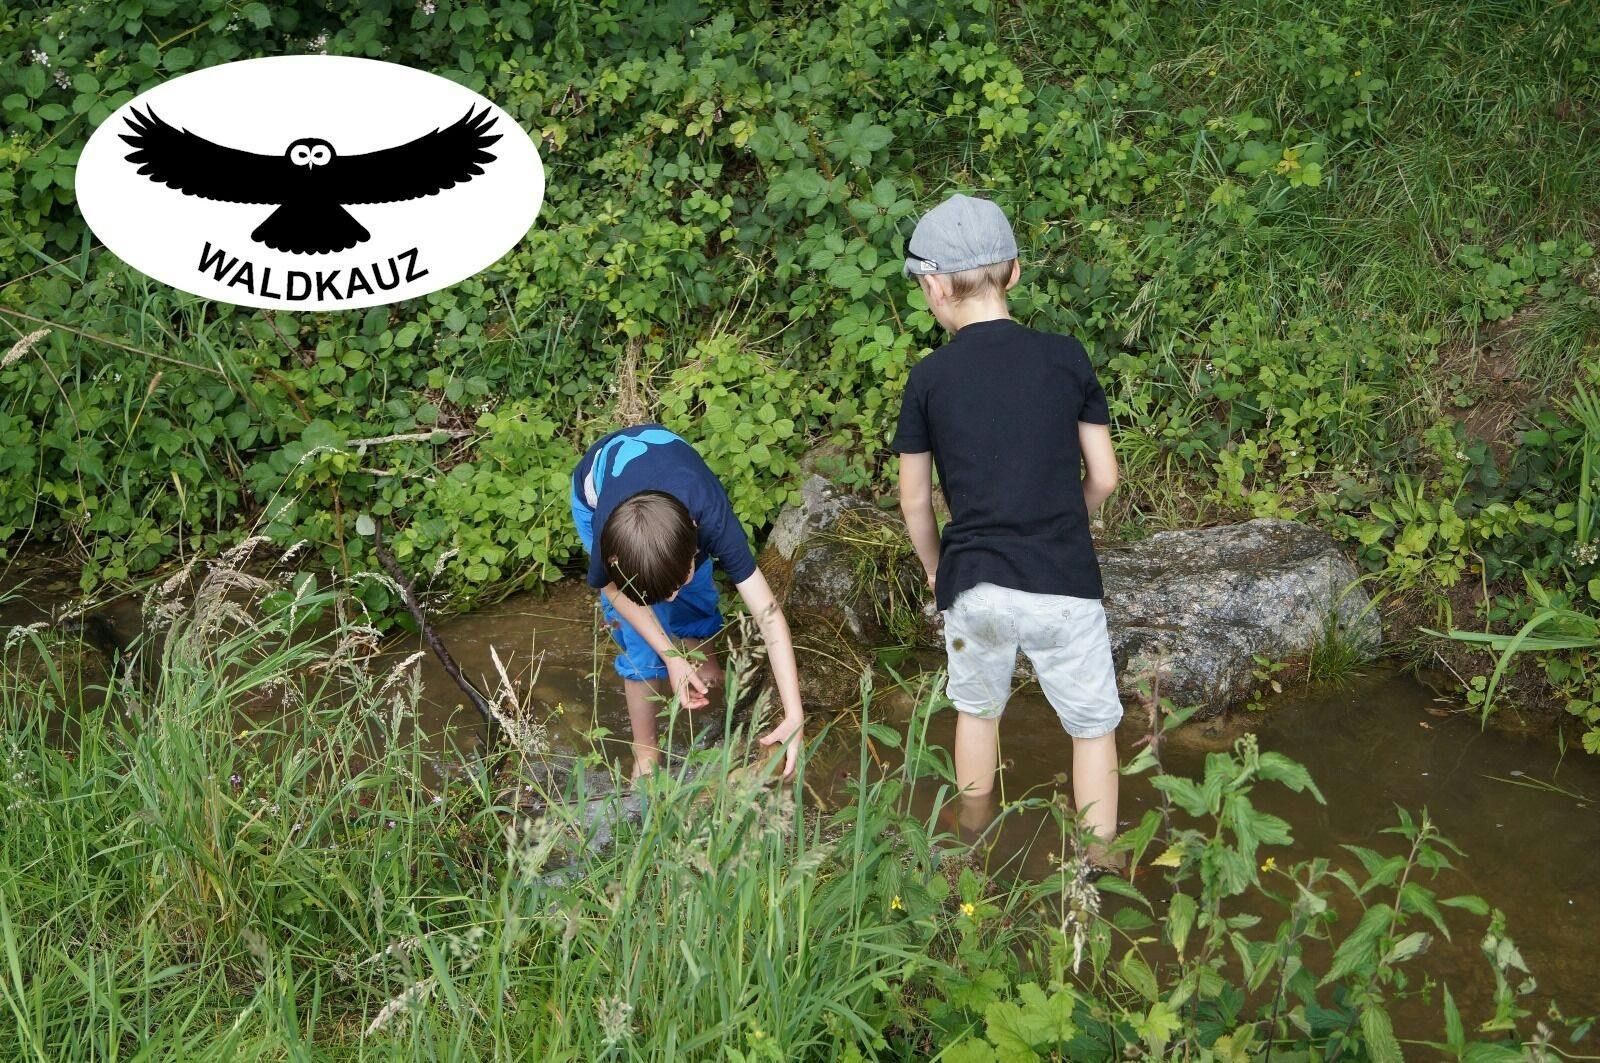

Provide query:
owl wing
left=324, top=107, right=502, bottom=205
left=119, top=107, right=291, bottom=204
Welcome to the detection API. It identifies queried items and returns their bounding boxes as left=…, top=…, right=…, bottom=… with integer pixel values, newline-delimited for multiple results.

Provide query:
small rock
left=766, top=475, right=865, bottom=562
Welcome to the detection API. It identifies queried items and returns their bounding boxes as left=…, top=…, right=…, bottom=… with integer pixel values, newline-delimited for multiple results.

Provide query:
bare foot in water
left=1085, top=842, right=1127, bottom=880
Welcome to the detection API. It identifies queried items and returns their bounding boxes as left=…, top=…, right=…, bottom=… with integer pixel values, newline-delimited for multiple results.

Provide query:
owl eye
left=311, top=146, right=331, bottom=164
left=290, top=146, right=310, bottom=163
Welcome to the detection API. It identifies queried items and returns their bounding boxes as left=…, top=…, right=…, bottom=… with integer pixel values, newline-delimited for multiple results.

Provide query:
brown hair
left=600, top=491, right=697, bottom=605
left=945, top=259, right=1016, bottom=301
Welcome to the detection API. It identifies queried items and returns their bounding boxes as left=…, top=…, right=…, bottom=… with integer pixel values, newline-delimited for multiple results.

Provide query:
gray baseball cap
left=903, top=193, right=1018, bottom=278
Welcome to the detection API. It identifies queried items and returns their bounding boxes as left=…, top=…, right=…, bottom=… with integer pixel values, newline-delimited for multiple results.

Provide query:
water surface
left=411, top=584, right=1600, bottom=1036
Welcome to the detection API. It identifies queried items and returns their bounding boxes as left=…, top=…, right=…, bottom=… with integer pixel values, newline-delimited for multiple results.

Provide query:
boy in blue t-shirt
left=570, top=424, right=804, bottom=779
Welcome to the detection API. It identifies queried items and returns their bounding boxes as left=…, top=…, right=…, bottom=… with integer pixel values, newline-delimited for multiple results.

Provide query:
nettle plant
left=0, top=0, right=1393, bottom=597
left=929, top=709, right=1555, bottom=1061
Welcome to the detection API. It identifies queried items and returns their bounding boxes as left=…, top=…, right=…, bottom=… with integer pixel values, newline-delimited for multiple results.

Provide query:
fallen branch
left=369, top=517, right=498, bottom=748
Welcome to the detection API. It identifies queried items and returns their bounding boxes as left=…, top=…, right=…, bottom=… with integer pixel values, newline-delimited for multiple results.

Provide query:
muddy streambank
left=3, top=562, right=1599, bottom=1035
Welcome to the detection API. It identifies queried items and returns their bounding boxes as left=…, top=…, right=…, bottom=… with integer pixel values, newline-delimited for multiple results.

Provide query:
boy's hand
left=759, top=713, right=804, bottom=778
left=666, top=655, right=710, bottom=710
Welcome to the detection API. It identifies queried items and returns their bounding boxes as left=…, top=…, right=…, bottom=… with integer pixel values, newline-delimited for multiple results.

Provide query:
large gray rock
left=766, top=475, right=866, bottom=564
left=1099, top=518, right=1380, bottom=712
left=768, top=477, right=1380, bottom=715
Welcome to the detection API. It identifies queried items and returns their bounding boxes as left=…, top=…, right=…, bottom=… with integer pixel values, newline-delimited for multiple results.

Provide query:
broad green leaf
left=1113, top=809, right=1162, bottom=869
left=1135, top=1001, right=1183, bottom=1052
left=1383, top=930, right=1432, bottom=965
left=942, top=1040, right=999, bottom=1063
left=983, top=1001, right=1046, bottom=1061
left=1151, top=775, right=1210, bottom=817
left=1321, top=904, right=1392, bottom=986
left=1118, top=951, right=1159, bottom=1001
left=1361, top=1005, right=1404, bottom=1063
left=1167, top=892, right=1197, bottom=957
left=1257, top=752, right=1325, bottom=802
left=1443, top=983, right=1465, bottom=1052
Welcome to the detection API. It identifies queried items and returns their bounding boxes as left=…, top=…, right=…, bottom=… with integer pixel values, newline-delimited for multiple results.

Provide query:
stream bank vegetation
left=2, top=0, right=1598, bottom=750
left=1, top=555, right=1589, bottom=1058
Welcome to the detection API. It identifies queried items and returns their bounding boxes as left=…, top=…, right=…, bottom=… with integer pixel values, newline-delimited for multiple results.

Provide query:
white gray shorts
left=943, top=582, right=1123, bottom=739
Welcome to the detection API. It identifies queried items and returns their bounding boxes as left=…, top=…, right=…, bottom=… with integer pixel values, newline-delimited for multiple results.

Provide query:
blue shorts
left=571, top=483, right=724, bottom=681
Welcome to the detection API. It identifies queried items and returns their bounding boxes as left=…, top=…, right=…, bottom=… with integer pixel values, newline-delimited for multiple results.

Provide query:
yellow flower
left=1353, top=69, right=1363, bottom=77
left=960, top=902, right=976, bottom=917
left=1260, top=856, right=1277, bottom=873
left=890, top=895, right=903, bottom=911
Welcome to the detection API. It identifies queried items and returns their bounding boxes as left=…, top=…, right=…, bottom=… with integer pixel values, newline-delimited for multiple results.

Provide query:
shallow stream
left=4, top=564, right=1597, bottom=1036
left=405, top=583, right=1600, bottom=1035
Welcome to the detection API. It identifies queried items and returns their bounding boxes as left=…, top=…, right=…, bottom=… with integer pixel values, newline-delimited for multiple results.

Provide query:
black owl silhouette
left=119, top=106, right=501, bottom=255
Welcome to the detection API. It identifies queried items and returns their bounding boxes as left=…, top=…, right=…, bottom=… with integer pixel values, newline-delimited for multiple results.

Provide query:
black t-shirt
left=890, top=318, right=1111, bottom=611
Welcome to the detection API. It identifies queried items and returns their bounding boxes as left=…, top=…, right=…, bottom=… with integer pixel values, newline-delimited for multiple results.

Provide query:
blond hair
left=944, top=259, right=1016, bottom=301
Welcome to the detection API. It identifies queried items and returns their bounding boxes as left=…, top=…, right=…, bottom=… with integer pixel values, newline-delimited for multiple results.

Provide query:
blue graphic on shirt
left=592, top=427, right=682, bottom=497
left=570, top=424, right=759, bottom=592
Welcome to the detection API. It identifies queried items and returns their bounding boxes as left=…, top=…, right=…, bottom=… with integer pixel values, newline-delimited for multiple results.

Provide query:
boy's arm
left=600, top=582, right=710, bottom=709
left=898, top=451, right=940, bottom=590
left=1079, top=422, right=1120, bottom=516
left=732, top=568, right=804, bottom=778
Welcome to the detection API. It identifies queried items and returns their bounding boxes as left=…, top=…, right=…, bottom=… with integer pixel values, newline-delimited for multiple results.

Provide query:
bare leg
left=953, top=713, right=1001, bottom=797
left=624, top=677, right=667, bottom=779
left=957, top=789, right=997, bottom=844
left=1072, top=731, right=1120, bottom=863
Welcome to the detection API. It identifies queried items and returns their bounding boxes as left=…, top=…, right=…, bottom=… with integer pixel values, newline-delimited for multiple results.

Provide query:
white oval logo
left=75, top=55, right=544, bottom=311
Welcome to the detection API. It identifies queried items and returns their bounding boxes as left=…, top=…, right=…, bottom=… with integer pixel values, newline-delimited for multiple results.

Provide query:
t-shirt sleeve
left=890, top=372, right=931, bottom=453
left=1076, top=346, right=1110, bottom=425
left=696, top=474, right=758, bottom=584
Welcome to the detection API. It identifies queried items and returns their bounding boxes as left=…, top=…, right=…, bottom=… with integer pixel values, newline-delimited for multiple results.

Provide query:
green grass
left=1, top=551, right=1583, bottom=1057
left=0, top=558, right=1027, bottom=1058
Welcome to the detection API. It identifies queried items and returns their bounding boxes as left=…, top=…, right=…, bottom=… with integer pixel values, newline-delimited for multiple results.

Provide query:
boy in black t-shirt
left=891, top=194, right=1124, bottom=863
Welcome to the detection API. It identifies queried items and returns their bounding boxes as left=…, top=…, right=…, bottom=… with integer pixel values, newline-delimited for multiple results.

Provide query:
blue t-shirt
left=571, top=425, right=758, bottom=589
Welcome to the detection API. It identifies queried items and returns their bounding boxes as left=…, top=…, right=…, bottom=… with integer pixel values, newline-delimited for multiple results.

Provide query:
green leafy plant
left=1, top=0, right=1597, bottom=720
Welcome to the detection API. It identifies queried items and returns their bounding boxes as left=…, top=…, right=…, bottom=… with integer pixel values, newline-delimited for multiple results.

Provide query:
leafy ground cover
left=1, top=0, right=1597, bottom=738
